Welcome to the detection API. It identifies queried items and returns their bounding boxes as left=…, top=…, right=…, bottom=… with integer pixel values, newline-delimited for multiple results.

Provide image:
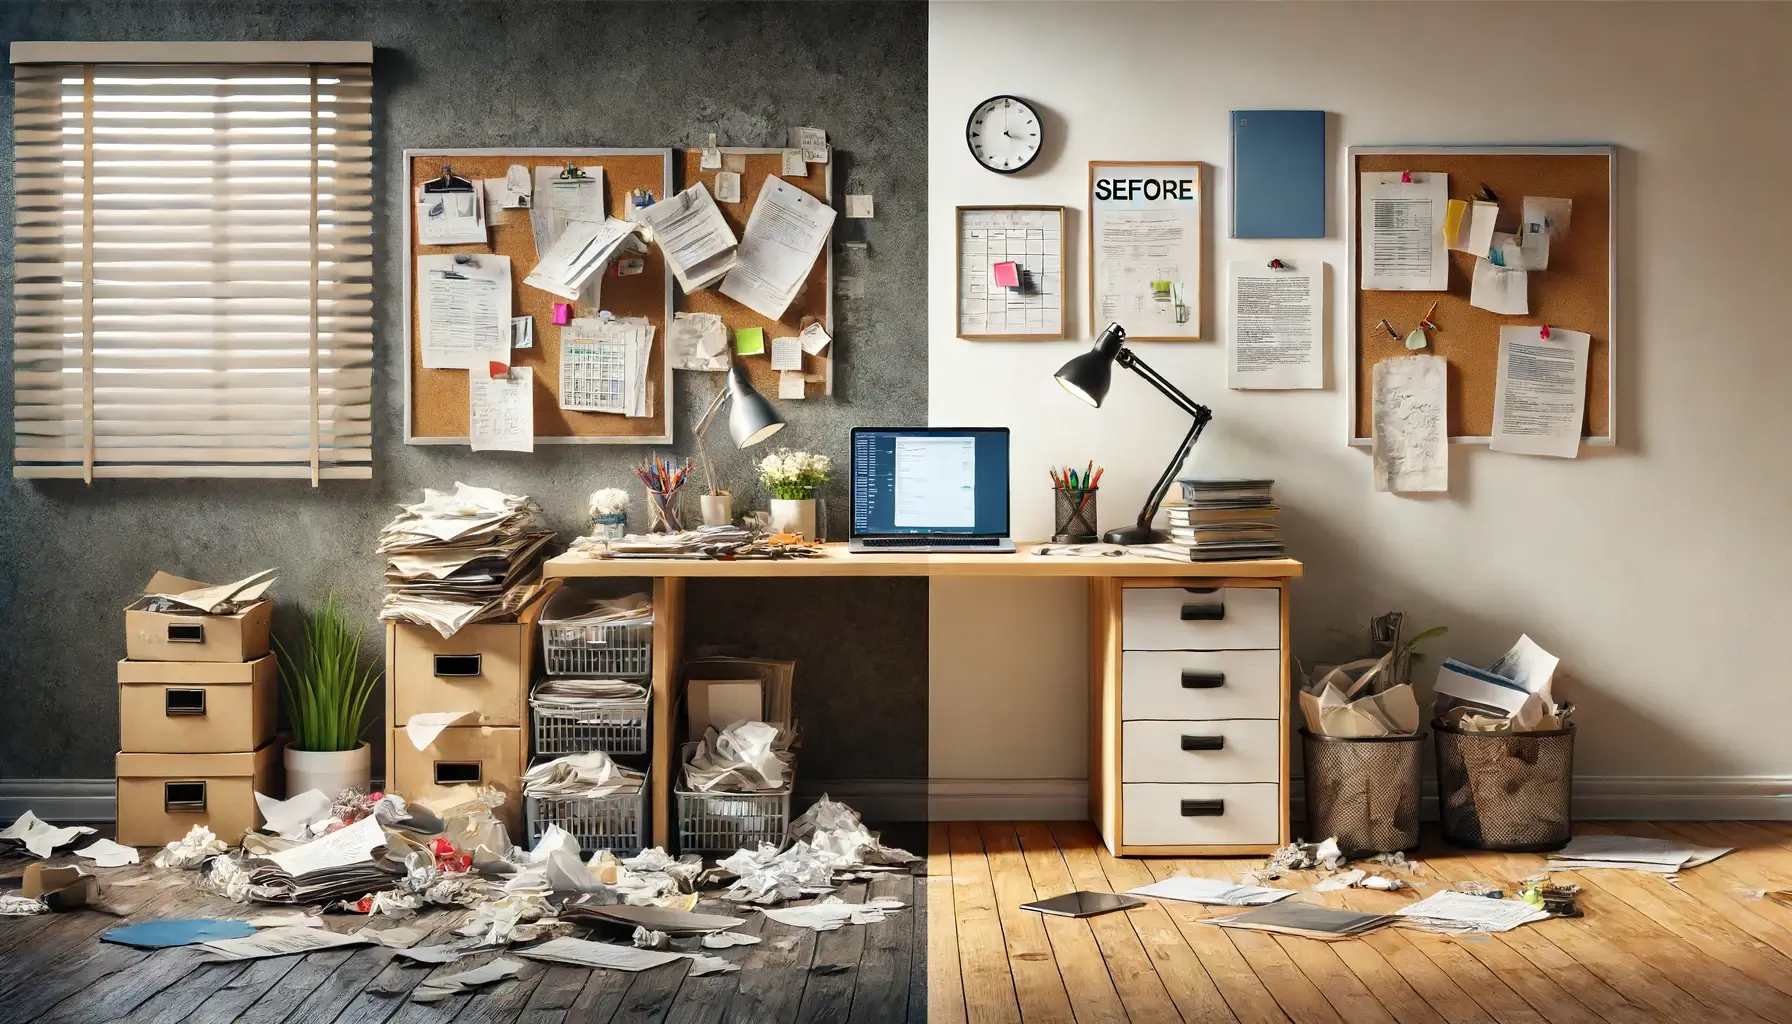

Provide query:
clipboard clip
left=558, top=163, right=591, bottom=181
left=1268, top=259, right=1290, bottom=270
left=435, top=253, right=480, bottom=280
left=420, top=164, right=474, bottom=194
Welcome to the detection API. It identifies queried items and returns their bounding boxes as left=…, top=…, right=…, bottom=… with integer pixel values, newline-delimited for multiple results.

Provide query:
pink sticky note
left=552, top=303, right=573, bottom=326
left=992, top=261, right=1020, bottom=288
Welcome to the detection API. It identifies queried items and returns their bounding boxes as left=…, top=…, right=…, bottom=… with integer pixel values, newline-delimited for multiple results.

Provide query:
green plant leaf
left=278, top=594, right=381, bottom=753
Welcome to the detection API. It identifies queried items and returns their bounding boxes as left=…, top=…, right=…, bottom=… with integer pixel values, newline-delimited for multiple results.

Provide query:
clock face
left=967, top=95, right=1043, bottom=174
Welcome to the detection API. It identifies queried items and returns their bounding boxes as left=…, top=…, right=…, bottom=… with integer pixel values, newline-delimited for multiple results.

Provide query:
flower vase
left=589, top=512, right=627, bottom=539
left=768, top=497, right=817, bottom=540
left=700, top=492, right=733, bottom=527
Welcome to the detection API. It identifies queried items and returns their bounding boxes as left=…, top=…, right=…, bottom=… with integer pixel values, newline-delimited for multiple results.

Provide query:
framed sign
left=955, top=205, right=1067, bottom=340
left=1088, top=161, right=1205, bottom=341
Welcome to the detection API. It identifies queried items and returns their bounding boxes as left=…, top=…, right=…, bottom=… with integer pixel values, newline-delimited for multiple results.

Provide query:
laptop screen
left=851, top=428, right=1010, bottom=537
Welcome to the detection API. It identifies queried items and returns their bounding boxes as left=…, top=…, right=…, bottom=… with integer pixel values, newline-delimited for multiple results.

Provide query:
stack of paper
left=532, top=678, right=648, bottom=704
left=1546, top=835, right=1732, bottom=874
left=560, top=317, right=655, bottom=417
left=1393, top=890, right=1549, bottom=934
left=241, top=817, right=402, bottom=904
left=1126, top=876, right=1298, bottom=907
left=521, top=751, right=645, bottom=799
left=637, top=183, right=739, bottom=291
left=378, top=482, right=554, bottom=638
left=1206, top=902, right=1392, bottom=940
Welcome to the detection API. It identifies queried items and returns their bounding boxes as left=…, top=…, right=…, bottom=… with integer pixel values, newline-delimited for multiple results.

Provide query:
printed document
left=525, top=217, right=638, bottom=300
left=638, top=183, right=739, bottom=292
left=1491, top=326, right=1589, bottom=458
left=529, top=166, right=604, bottom=259
left=415, top=187, right=486, bottom=246
left=265, top=815, right=386, bottom=876
left=720, top=176, right=836, bottom=320
left=1372, top=354, right=1447, bottom=493
left=561, top=317, right=654, bottom=416
left=468, top=369, right=533, bottom=453
left=1227, top=260, right=1322, bottom=390
left=1360, top=172, right=1447, bottom=291
left=419, top=255, right=511, bottom=370
left=892, top=434, right=975, bottom=528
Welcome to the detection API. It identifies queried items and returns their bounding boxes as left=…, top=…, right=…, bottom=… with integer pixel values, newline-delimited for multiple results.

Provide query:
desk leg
left=651, top=576, right=685, bottom=849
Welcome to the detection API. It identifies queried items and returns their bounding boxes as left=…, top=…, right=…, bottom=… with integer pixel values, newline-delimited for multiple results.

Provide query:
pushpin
left=552, top=303, right=572, bottom=326
left=487, top=361, right=508, bottom=379
left=1418, top=300, right=1439, bottom=332
left=1400, top=170, right=1412, bottom=184
left=1540, top=324, right=1552, bottom=340
left=1268, top=258, right=1288, bottom=270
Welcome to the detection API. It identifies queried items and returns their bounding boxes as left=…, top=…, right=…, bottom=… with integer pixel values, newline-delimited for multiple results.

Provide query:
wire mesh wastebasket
left=524, top=774, right=648, bottom=857
left=1435, top=721, right=1575, bottom=851
left=539, top=586, right=653, bottom=678
left=676, top=783, right=792, bottom=853
left=1301, top=729, right=1423, bottom=856
left=530, top=693, right=650, bottom=756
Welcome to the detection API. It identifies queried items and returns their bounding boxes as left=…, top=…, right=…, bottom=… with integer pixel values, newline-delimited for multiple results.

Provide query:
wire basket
left=525, top=775, right=649, bottom=857
left=1435, top=721, right=1575, bottom=852
left=530, top=693, right=650, bottom=757
left=1053, top=487, right=1098, bottom=544
left=539, top=587, right=654, bottom=678
left=1301, top=729, right=1423, bottom=856
left=675, top=783, right=792, bottom=853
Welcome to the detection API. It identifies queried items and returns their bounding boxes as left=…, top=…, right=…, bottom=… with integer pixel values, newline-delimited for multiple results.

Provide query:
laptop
left=848, top=427, right=1015, bottom=553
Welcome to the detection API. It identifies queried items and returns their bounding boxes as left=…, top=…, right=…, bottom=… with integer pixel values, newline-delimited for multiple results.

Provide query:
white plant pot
left=768, top=497, right=817, bottom=540
left=284, top=742, right=371, bottom=799
left=700, top=492, right=733, bottom=527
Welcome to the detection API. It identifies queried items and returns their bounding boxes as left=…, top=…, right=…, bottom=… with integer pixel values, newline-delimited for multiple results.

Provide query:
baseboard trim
left=8, top=775, right=1789, bottom=825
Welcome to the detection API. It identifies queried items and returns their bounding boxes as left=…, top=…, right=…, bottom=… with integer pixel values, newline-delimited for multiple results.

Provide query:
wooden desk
left=542, top=544, right=1304, bottom=854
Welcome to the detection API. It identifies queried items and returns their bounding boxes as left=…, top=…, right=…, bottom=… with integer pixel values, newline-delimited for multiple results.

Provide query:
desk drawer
left=1122, top=783, right=1281, bottom=848
left=1122, top=587, right=1280, bottom=651
left=1122, top=719, right=1281, bottom=783
left=1121, top=650, right=1281, bottom=721
left=389, top=622, right=528, bottom=727
left=389, top=725, right=523, bottom=837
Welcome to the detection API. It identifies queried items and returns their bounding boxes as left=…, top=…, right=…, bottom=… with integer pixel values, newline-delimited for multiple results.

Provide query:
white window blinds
left=10, top=43, right=373, bottom=482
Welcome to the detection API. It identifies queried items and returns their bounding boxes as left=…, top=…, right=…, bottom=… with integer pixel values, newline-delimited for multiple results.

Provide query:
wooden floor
left=930, top=820, right=1792, bottom=1024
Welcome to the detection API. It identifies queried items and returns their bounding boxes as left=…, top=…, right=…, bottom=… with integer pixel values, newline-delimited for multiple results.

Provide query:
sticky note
left=798, top=322, right=831, bottom=355
left=700, top=147, right=722, bottom=171
left=992, top=261, right=1020, bottom=288
left=734, top=327, right=765, bottom=356
left=714, top=171, right=742, bottom=204
left=771, top=335, right=803, bottom=371
left=722, top=153, right=748, bottom=173
left=781, top=149, right=807, bottom=177
left=844, top=194, right=874, bottom=219
left=552, top=303, right=572, bottom=326
left=1442, top=199, right=1466, bottom=248
left=779, top=370, right=807, bottom=400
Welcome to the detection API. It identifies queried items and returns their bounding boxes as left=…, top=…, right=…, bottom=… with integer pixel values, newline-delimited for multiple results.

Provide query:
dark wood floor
left=0, top=823, right=927, bottom=1024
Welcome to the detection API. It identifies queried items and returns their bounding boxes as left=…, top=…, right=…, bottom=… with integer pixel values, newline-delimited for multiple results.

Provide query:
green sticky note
left=735, top=327, right=765, bottom=356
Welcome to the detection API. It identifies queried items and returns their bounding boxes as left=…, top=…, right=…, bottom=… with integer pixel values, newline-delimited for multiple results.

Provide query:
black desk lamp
left=1054, top=322, right=1213, bottom=545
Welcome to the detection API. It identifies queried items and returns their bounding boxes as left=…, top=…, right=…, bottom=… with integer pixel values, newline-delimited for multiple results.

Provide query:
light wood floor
left=928, top=819, right=1792, bottom=1024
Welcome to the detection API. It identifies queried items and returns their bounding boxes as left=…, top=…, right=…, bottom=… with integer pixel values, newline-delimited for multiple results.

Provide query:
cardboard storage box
left=386, top=614, right=539, bottom=729
left=388, top=725, right=523, bottom=837
left=115, top=742, right=280, bottom=848
left=118, top=655, right=277, bottom=753
left=125, top=572, right=272, bottom=663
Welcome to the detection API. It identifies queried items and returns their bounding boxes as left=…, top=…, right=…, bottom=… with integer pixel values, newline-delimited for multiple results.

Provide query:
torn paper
left=412, top=958, right=524, bottom=1003
left=255, top=789, right=333, bottom=841
left=406, top=711, right=474, bottom=751
left=1371, top=354, right=1447, bottom=493
left=1, top=811, right=97, bottom=858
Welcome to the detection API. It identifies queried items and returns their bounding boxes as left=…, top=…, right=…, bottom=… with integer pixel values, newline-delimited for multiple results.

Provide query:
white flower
left=589, top=488, right=631, bottom=516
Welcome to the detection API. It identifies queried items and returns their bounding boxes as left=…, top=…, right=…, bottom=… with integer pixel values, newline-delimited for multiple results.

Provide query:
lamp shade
left=725, top=364, right=785, bottom=447
left=1054, top=321, right=1126, bottom=407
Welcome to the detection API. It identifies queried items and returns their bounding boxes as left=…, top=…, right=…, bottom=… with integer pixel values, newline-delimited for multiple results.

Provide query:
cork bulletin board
left=676, top=149, right=835, bottom=397
left=403, top=148, right=674, bottom=444
left=1346, top=146, right=1616, bottom=446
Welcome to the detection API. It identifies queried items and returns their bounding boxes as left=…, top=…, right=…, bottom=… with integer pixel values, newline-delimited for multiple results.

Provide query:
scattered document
left=412, top=959, right=523, bottom=1003
left=1371, top=354, right=1447, bottom=493
left=781, top=149, right=807, bottom=177
left=511, top=316, right=533, bottom=350
left=0, top=811, right=95, bottom=858
left=265, top=814, right=386, bottom=876
left=1360, top=171, right=1447, bottom=291
left=721, top=176, right=836, bottom=319
left=1469, top=258, right=1528, bottom=314
left=394, top=944, right=467, bottom=964
left=1523, top=196, right=1573, bottom=240
left=525, top=217, right=638, bottom=300
left=202, top=925, right=371, bottom=961
left=714, top=171, right=741, bottom=204
left=416, top=187, right=486, bottom=245
left=1446, top=198, right=1498, bottom=256
left=844, top=194, right=874, bottom=219
left=1126, top=876, right=1297, bottom=907
left=779, top=370, right=806, bottom=400
left=1395, top=891, right=1548, bottom=934
left=405, top=711, right=474, bottom=750
left=1491, top=326, right=1589, bottom=458
left=255, top=789, right=332, bottom=841
left=798, top=322, right=831, bottom=355
left=516, top=936, right=686, bottom=971
left=561, top=316, right=655, bottom=416
left=793, top=127, right=829, bottom=163
left=469, top=368, right=534, bottom=453
left=759, top=897, right=905, bottom=932
left=1227, top=260, right=1322, bottom=389
left=73, top=838, right=139, bottom=868
left=667, top=311, right=731, bottom=372
left=1547, top=835, right=1731, bottom=873
left=770, top=335, right=803, bottom=371
left=419, top=255, right=512, bottom=370
left=638, top=183, right=740, bottom=292
left=1208, top=903, right=1391, bottom=940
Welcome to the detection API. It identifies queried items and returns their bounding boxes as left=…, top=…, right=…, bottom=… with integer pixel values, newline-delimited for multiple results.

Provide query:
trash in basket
left=523, top=752, right=649, bottom=856
left=1435, top=720, right=1574, bottom=852
left=539, top=585, right=654, bottom=678
left=1301, top=729, right=1423, bottom=857
left=530, top=679, right=650, bottom=756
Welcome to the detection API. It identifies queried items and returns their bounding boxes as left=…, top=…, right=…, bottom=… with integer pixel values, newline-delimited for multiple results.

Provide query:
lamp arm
left=691, top=383, right=729, bottom=495
left=1118, top=347, right=1214, bottom=535
left=1117, top=347, right=1207, bottom=419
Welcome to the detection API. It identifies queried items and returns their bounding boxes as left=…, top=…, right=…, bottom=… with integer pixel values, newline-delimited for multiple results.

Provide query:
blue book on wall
left=1230, top=110, right=1325, bottom=239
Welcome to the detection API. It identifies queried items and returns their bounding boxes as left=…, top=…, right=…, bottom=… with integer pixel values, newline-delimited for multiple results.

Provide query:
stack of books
left=1151, top=478, right=1285, bottom=561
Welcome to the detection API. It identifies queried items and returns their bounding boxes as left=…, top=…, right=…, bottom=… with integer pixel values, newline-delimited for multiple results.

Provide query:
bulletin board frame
left=1088, top=161, right=1205, bottom=341
left=954, top=205, right=1068, bottom=341
left=402, top=147, right=675, bottom=446
left=1345, top=145, right=1617, bottom=447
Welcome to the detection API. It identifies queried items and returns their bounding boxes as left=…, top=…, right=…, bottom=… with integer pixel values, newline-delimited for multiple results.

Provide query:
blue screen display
left=852, top=429, right=1009, bottom=536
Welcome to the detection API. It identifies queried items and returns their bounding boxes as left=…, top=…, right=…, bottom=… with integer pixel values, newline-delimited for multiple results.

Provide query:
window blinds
left=11, top=46, right=373, bottom=482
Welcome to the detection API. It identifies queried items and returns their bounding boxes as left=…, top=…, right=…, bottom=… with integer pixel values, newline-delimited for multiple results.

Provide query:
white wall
left=928, top=1, right=1792, bottom=788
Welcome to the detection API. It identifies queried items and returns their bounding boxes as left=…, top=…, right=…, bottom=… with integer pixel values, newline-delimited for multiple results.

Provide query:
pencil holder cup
left=647, top=488, right=685, bottom=533
left=1053, top=487, right=1098, bottom=544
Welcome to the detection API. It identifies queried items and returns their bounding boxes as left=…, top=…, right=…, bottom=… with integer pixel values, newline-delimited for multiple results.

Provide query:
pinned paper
left=700, top=135, right=723, bottom=171
left=472, top=365, right=537, bottom=451
left=844, top=194, right=874, bottom=219
left=1441, top=199, right=1466, bottom=250
left=781, top=149, right=807, bottom=177
left=407, top=712, right=473, bottom=751
left=1522, top=196, right=1572, bottom=241
left=722, top=152, right=748, bottom=173
left=1448, top=199, right=1498, bottom=256
left=552, top=303, right=573, bottom=326
left=503, top=164, right=532, bottom=208
left=668, top=311, right=730, bottom=372
left=771, top=335, right=803, bottom=371
left=798, top=322, right=832, bottom=355
left=715, top=171, right=742, bottom=204
left=793, top=127, right=829, bottom=163
left=1493, top=228, right=1550, bottom=271
left=510, top=316, right=533, bottom=350
left=779, top=370, right=806, bottom=400
left=992, top=260, right=1020, bottom=289
left=734, top=327, right=766, bottom=356
left=1470, top=257, right=1529, bottom=314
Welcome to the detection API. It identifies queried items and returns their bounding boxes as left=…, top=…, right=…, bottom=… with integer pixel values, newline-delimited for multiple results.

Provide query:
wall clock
left=966, top=95, right=1043, bottom=174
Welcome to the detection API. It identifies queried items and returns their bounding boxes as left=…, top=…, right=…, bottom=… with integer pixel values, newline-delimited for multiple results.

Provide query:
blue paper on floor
left=102, top=918, right=256, bottom=948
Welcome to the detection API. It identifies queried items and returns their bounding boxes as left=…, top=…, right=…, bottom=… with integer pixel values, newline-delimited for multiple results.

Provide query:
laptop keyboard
left=862, top=536, right=997, bottom=548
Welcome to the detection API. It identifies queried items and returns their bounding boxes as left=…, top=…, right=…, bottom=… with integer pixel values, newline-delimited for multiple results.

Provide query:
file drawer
left=1122, top=719, right=1281, bottom=784
left=388, top=621, right=531, bottom=728
left=1122, top=783, right=1281, bottom=848
left=1121, top=650, right=1282, bottom=721
left=116, top=743, right=280, bottom=848
left=1121, top=586, right=1280, bottom=651
left=389, top=725, right=523, bottom=837
left=118, top=656, right=277, bottom=753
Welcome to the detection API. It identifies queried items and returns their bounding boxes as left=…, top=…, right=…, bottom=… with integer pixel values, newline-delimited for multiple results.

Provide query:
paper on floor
left=514, top=936, right=686, bottom=971
left=411, top=958, right=524, bottom=1003
left=264, top=814, right=386, bottom=876
left=1394, top=890, right=1549, bottom=933
left=0, top=811, right=96, bottom=859
left=1548, top=834, right=1731, bottom=872
left=1126, top=875, right=1297, bottom=906
left=200, top=925, right=374, bottom=960
left=255, top=789, right=333, bottom=841
left=74, top=838, right=140, bottom=868
left=758, top=896, right=906, bottom=932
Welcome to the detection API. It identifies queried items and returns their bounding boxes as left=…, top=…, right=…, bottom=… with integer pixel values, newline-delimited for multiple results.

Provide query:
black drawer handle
left=165, top=780, right=207, bottom=811
left=1181, top=734, right=1225, bottom=751
left=164, top=688, right=207, bottom=716
left=1180, top=602, right=1225, bottom=621
left=1180, top=799, right=1225, bottom=817
left=1181, top=671, right=1225, bottom=689
left=166, top=621, right=205, bottom=643
left=434, top=761, right=483, bottom=785
left=434, top=653, right=482, bottom=677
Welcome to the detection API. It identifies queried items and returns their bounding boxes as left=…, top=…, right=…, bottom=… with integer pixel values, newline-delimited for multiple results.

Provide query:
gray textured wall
left=0, top=1, right=928, bottom=781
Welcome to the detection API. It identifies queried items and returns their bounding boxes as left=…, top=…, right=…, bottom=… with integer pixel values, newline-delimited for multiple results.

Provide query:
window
left=10, top=42, right=373, bottom=482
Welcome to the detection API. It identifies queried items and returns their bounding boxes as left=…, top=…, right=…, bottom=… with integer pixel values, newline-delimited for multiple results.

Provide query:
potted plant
left=276, top=596, right=380, bottom=796
left=757, top=448, right=830, bottom=540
